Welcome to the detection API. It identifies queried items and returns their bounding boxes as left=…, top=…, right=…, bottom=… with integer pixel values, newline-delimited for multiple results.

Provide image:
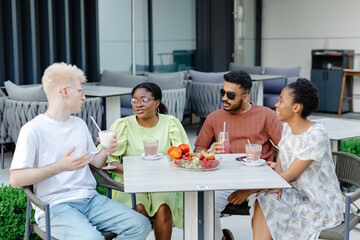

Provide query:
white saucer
left=241, top=158, right=266, bottom=167
left=141, top=152, right=163, bottom=161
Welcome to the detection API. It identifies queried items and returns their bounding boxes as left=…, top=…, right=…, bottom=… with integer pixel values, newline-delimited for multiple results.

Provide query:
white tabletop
left=83, top=85, right=132, bottom=97
left=315, top=118, right=360, bottom=141
left=123, top=154, right=291, bottom=193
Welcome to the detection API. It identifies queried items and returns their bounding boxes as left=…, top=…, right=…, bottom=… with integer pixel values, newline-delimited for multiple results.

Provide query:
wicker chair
left=0, top=96, right=12, bottom=169
left=3, top=97, right=102, bottom=144
left=319, top=151, right=360, bottom=240
left=162, top=88, right=186, bottom=122
left=120, top=88, right=187, bottom=123
left=24, top=165, right=136, bottom=240
left=182, top=80, right=192, bottom=122
left=189, top=81, right=259, bottom=133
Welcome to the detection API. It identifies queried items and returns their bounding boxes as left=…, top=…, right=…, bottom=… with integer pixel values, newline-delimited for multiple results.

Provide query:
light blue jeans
left=38, top=195, right=151, bottom=240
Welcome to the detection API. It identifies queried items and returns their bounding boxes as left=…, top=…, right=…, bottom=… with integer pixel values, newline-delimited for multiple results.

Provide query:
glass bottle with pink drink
left=218, top=132, right=230, bottom=153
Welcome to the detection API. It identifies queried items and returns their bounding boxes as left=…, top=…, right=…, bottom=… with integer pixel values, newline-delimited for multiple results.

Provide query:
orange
left=167, top=146, right=183, bottom=159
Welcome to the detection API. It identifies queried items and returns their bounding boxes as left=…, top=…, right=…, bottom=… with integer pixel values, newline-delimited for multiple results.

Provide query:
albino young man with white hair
left=9, top=62, right=151, bottom=240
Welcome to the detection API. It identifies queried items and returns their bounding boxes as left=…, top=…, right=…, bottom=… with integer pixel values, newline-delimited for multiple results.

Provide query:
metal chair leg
left=344, top=195, right=350, bottom=240
left=25, top=198, right=31, bottom=240
left=107, top=188, right=112, bottom=199
left=131, top=193, right=136, bottom=211
left=45, top=204, right=51, bottom=240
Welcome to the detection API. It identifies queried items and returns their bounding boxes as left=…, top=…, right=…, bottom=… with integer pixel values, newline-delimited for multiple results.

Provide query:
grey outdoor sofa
left=0, top=97, right=103, bottom=169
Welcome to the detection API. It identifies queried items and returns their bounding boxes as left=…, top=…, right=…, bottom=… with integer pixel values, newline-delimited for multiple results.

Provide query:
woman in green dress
left=101, top=82, right=190, bottom=240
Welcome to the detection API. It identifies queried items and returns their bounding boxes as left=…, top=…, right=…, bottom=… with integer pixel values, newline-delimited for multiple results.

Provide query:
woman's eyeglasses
left=220, top=89, right=248, bottom=100
left=130, top=97, right=155, bottom=105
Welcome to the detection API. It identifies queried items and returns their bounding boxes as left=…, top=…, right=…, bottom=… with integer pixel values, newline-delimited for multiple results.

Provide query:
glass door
left=233, top=0, right=256, bottom=66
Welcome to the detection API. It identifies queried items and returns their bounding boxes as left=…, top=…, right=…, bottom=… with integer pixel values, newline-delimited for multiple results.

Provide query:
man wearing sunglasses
left=194, top=70, right=283, bottom=240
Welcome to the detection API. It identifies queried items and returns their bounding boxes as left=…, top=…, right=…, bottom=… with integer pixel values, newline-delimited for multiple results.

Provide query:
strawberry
left=200, top=161, right=205, bottom=167
left=209, top=156, right=215, bottom=160
left=203, top=157, right=208, bottom=162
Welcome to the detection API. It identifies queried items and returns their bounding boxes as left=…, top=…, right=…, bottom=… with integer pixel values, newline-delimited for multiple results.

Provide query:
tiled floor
left=1, top=112, right=360, bottom=239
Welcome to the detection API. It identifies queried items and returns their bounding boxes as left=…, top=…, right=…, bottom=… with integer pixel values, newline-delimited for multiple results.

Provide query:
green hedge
left=0, top=185, right=40, bottom=240
left=341, top=137, right=360, bottom=156
left=0, top=184, right=107, bottom=240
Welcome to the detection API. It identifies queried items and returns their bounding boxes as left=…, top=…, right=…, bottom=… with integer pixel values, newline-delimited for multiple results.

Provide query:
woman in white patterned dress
left=228, top=78, right=343, bottom=240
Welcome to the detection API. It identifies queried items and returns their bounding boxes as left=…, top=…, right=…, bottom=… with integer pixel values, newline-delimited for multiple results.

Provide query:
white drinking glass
left=143, top=139, right=159, bottom=156
left=99, top=130, right=116, bottom=170
left=245, top=144, right=262, bottom=161
left=218, top=132, right=230, bottom=153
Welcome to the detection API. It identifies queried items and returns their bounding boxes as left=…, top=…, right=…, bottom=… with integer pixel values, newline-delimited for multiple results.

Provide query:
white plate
left=141, top=152, right=163, bottom=161
left=241, top=158, right=266, bottom=167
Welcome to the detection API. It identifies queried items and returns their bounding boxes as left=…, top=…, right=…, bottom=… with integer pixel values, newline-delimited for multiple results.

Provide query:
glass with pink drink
left=143, top=139, right=159, bottom=156
left=245, top=144, right=262, bottom=161
left=218, top=132, right=230, bottom=153
left=99, top=130, right=116, bottom=170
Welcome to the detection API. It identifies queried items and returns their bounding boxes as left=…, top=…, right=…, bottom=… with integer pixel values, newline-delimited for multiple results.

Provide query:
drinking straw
left=247, top=139, right=251, bottom=146
left=90, top=116, right=102, bottom=132
left=223, top=121, right=226, bottom=133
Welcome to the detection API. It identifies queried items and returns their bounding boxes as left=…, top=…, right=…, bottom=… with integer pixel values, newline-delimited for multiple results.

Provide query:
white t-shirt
left=11, top=114, right=98, bottom=221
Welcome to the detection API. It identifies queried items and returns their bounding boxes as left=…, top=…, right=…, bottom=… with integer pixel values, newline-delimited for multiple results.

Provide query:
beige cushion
left=4, top=81, right=47, bottom=101
left=229, top=63, right=263, bottom=75
left=145, top=72, right=184, bottom=90
left=189, top=70, right=229, bottom=83
left=100, top=70, right=147, bottom=108
left=0, top=89, right=5, bottom=97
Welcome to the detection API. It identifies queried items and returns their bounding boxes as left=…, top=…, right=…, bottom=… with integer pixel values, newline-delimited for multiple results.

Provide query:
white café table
left=123, top=153, right=291, bottom=240
left=314, top=118, right=360, bottom=151
left=250, top=74, right=284, bottom=106
left=83, top=85, right=132, bottom=128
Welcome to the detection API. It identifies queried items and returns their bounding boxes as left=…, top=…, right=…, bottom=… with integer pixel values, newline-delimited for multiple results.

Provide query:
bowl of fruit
left=167, top=144, right=221, bottom=171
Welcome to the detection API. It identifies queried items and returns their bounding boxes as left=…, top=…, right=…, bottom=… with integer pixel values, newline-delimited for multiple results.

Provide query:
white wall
left=98, top=0, right=196, bottom=72
left=98, top=0, right=148, bottom=72
left=152, top=0, right=196, bottom=65
left=262, top=0, right=360, bottom=111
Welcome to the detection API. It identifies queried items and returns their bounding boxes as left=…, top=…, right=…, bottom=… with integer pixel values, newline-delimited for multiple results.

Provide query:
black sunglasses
left=220, top=89, right=248, bottom=100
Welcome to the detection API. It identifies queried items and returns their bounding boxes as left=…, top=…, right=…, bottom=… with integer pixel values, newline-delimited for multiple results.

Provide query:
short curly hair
left=42, top=62, right=86, bottom=95
left=223, top=70, right=252, bottom=92
left=287, top=78, right=319, bottom=118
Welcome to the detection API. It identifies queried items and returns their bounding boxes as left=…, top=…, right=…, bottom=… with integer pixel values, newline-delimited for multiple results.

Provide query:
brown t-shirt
left=195, top=104, right=283, bottom=161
